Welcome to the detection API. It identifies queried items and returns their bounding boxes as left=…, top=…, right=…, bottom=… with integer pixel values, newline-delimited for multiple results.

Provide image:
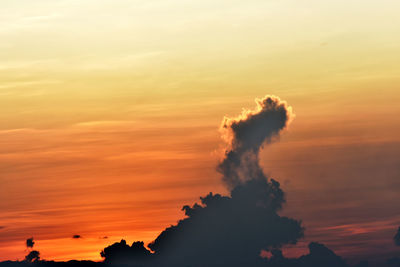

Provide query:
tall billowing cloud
left=24, top=238, right=40, bottom=263
left=100, top=95, right=303, bottom=267
left=218, top=95, right=293, bottom=188
left=98, top=95, right=353, bottom=266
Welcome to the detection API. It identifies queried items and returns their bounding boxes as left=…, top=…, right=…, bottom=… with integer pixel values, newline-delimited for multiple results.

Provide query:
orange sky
left=1, top=0, right=400, bottom=263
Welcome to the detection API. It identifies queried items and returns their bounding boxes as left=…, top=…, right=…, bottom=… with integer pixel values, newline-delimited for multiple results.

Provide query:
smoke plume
left=133, top=96, right=302, bottom=266
left=218, top=95, right=293, bottom=188
left=99, top=95, right=303, bottom=267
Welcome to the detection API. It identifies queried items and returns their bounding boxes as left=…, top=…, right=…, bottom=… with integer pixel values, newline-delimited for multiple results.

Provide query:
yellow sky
left=1, top=0, right=400, bottom=262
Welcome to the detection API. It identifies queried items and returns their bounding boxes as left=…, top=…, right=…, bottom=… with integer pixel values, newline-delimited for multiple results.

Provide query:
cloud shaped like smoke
left=99, top=95, right=304, bottom=267
left=26, top=238, right=34, bottom=249
left=218, top=95, right=293, bottom=188
left=96, top=95, right=373, bottom=267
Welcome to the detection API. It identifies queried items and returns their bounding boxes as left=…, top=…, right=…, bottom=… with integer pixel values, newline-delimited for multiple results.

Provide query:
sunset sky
left=1, top=0, right=400, bottom=264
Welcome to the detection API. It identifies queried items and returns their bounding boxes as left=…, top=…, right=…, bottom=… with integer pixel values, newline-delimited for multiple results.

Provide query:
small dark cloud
left=72, top=235, right=82, bottom=239
left=100, top=236, right=108, bottom=239
left=26, top=238, right=34, bottom=248
left=0, top=226, right=5, bottom=230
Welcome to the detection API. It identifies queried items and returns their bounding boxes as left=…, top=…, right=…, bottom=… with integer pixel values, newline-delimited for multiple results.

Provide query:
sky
left=1, top=0, right=400, bottom=264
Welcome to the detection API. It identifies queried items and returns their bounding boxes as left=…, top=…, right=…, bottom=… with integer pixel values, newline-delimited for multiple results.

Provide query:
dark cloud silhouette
left=395, top=227, right=400, bottom=246
left=72, top=235, right=82, bottom=239
left=140, top=96, right=301, bottom=266
left=267, top=242, right=349, bottom=267
left=100, top=240, right=153, bottom=265
left=100, top=96, right=303, bottom=267
left=217, top=95, right=293, bottom=189
left=145, top=178, right=303, bottom=267
left=26, top=238, right=34, bottom=248
left=24, top=251, right=40, bottom=263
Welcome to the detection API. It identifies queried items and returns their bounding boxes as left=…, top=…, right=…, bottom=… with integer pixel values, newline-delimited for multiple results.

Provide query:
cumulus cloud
left=147, top=178, right=303, bottom=267
left=100, top=240, right=153, bottom=265
left=217, top=95, right=293, bottom=189
left=101, top=95, right=304, bottom=267
left=148, top=96, right=299, bottom=266
left=24, top=251, right=40, bottom=263
left=25, top=238, right=41, bottom=263
left=101, top=178, right=304, bottom=267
